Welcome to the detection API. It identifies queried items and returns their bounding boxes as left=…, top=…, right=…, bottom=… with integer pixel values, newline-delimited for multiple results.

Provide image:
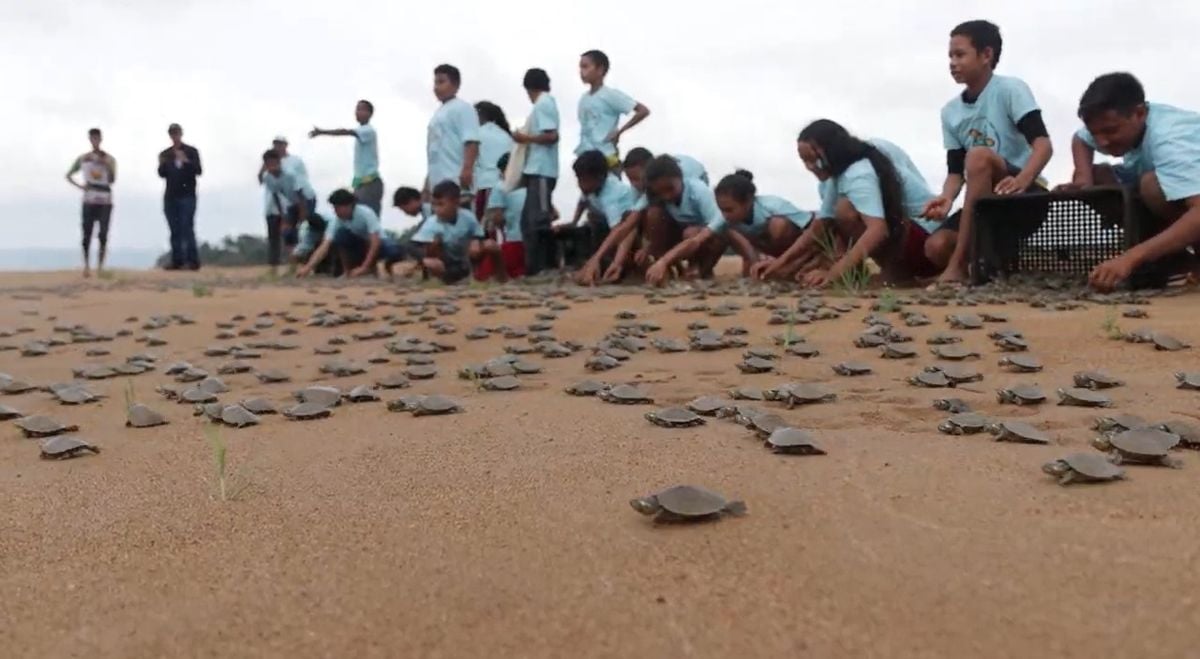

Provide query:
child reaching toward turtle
left=707, top=170, right=815, bottom=280
left=408, top=180, right=485, bottom=284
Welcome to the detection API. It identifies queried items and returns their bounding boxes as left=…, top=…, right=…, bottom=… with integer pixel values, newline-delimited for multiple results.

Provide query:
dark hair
left=88, top=128, right=101, bottom=137
left=573, top=150, right=610, bottom=180
left=328, top=189, right=357, bottom=206
left=434, top=64, right=462, bottom=86
left=393, top=186, right=421, bottom=206
left=496, top=153, right=511, bottom=172
left=474, top=101, right=511, bottom=134
left=644, top=155, right=683, bottom=191
left=714, top=169, right=757, bottom=203
left=951, top=20, right=1002, bottom=69
left=798, top=119, right=906, bottom=239
left=581, top=50, right=610, bottom=74
left=357, top=99, right=374, bottom=115
left=523, top=68, right=551, bottom=92
left=623, top=147, right=654, bottom=169
left=262, top=149, right=281, bottom=162
left=431, top=180, right=462, bottom=200
left=1078, top=72, right=1146, bottom=123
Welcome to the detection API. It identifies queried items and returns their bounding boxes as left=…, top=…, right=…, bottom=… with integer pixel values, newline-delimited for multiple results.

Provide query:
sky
left=5, top=0, right=1200, bottom=253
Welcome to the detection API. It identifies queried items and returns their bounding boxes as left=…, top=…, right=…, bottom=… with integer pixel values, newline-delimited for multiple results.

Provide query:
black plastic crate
left=969, top=185, right=1172, bottom=287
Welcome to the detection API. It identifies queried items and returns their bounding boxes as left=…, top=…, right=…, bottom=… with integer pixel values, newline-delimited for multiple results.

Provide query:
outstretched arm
left=298, top=239, right=332, bottom=276
left=309, top=128, right=358, bottom=138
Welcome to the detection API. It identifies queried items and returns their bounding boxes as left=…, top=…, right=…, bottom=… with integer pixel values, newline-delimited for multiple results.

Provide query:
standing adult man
left=310, top=100, right=382, bottom=214
left=157, top=123, right=202, bottom=270
left=426, top=64, right=480, bottom=204
left=65, top=128, right=117, bottom=278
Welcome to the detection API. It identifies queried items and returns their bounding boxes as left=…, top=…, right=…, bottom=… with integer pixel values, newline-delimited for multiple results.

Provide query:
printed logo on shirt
left=965, top=127, right=997, bottom=149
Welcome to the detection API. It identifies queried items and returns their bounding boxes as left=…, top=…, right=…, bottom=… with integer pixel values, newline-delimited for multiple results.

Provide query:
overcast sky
left=5, top=0, right=1199, bottom=251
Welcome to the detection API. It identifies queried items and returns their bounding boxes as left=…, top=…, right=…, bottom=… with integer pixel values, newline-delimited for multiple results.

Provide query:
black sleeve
left=191, top=147, right=203, bottom=177
left=1016, top=110, right=1049, bottom=145
left=947, top=149, right=966, bottom=176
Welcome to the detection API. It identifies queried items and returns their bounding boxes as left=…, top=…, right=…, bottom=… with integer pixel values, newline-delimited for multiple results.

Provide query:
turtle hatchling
left=565, top=380, right=607, bottom=397
left=598, top=384, right=653, bottom=405
left=283, top=402, right=333, bottom=421
left=256, top=369, right=291, bottom=384
left=240, top=398, right=278, bottom=415
left=947, top=314, right=983, bottom=330
left=630, top=485, right=747, bottom=523
left=997, top=385, right=1046, bottom=406
left=482, top=376, right=521, bottom=392
left=909, top=370, right=952, bottom=388
left=220, top=405, right=261, bottom=428
left=1057, top=387, right=1112, bottom=408
left=346, top=385, right=382, bottom=402
left=933, top=364, right=984, bottom=385
left=294, top=386, right=342, bottom=408
left=880, top=343, right=917, bottom=359
left=931, top=345, right=979, bottom=361
left=406, top=364, right=438, bottom=380
left=1153, top=334, right=1189, bottom=352
left=15, top=415, right=79, bottom=438
left=1092, top=428, right=1182, bottom=468
left=778, top=383, right=836, bottom=407
left=411, top=395, right=462, bottom=417
left=1073, top=371, right=1123, bottom=390
left=832, top=361, right=873, bottom=377
left=933, top=398, right=972, bottom=413
left=54, top=386, right=98, bottom=406
left=586, top=354, right=620, bottom=372
left=0, top=403, right=22, bottom=420
left=998, top=355, right=1043, bottom=373
left=687, top=396, right=732, bottom=416
left=126, top=404, right=168, bottom=428
left=1175, top=372, right=1200, bottom=391
left=938, top=413, right=990, bottom=435
left=765, top=427, right=825, bottom=455
left=180, top=388, right=218, bottom=405
left=737, top=357, right=776, bottom=374
left=645, top=407, right=706, bottom=428
left=1042, top=453, right=1125, bottom=486
left=988, top=420, right=1052, bottom=444
left=39, top=436, right=101, bottom=460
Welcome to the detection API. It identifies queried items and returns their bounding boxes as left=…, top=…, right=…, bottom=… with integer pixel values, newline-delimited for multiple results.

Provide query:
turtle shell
left=998, top=385, right=1046, bottom=405
left=990, top=420, right=1051, bottom=444
left=947, top=314, right=983, bottom=329
left=1094, top=413, right=1149, bottom=433
left=999, top=355, right=1043, bottom=372
left=743, top=348, right=778, bottom=360
left=586, top=355, right=620, bottom=372
left=932, top=364, right=983, bottom=384
left=1073, top=371, right=1123, bottom=390
left=283, top=402, right=333, bottom=420
left=737, top=357, right=776, bottom=374
left=482, top=376, right=521, bottom=391
left=175, top=367, right=209, bottom=383
left=294, top=386, right=342, bottom=408
left=39, top=436, right=100, bottom=459
left=16, top=415, right=78, bottom=438
left=933, top=398, right=971, bottom=413
left=765, top=427, right=825, bottom=454
left=600, top=384, right=652, bottom=404
left=909, top=370, right=952, bottom=388
left=645, top=407, right=705, bottom=428
left=1175, top=372, right=1200, bottom=391
left=926, top=332, right=962, bottom=345
left=1057, top=387, right=1112, bottom=408
left=651, top=485, right=739, bottom=517
left=880, top=344, right=917, bottom=359
left=220, top=405, right=261, bottom=428
left=1160, top=421, right=1200, bottom=449
left=855, top=334, right=887, bottom=349
left=126, top=404, right=168, bottom=428
left=347, top=385, right=382, bottom=402
left=181, top=388, right=218, bottom=404
left=240, top=398, right=278, bottom=415
left=687, top=396, right=733, bottom=416
left=832, top=361, right=873, bottom=376
left=255, top=369, right=291, bottom=384
left=510, top=361, right=541, bottom=375
left=783, top=383, right=836, bottom=405
left=0, top=403, right=23, bottom=420
left=413, top=395, right=461, bottom=416
left=565, top=380, right=606, bottom=396
left=938, top=413, right=989, bottom=435
left=1106, top=428, right=1179, bottom=457
left=198, top=377, right=230, bottom=395
left=785, top=343, right=820, bottom=358
left=2, top=379, right=38, bottom=395
left=932, top=345, right=979, bottom=361
left=1044, top=453, right=1125, bottom=484
left=406, top=365, right=438, bottom=380
left=1153, top=334, right=1189, bottom=352
left=55, top=386, right=98, bottom=405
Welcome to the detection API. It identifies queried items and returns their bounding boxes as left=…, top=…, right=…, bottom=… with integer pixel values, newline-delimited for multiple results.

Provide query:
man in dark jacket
left=158, top=123, right=202, bottom=270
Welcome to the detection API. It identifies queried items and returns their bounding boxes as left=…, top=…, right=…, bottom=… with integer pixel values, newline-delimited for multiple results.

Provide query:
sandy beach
left=2, top=266, right=1199, bottom=659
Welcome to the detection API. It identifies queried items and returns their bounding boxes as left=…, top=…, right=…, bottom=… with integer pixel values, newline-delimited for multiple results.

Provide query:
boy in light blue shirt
left=576, top=50, right=651, bottom=168
left=260, top=148, right=317, bottom=271
left=410, top=181, right=485, bottom=284
left=921, top=20, right=1053, bottom=285
left=513, top=68, right=561, bottom=275
left=309, top=100, right=382, bottom=214
left=427, top=64, right=481, bottom=200
left=571, top=151, right=643, bottom=283
left=297, top=189, right=401, bottom=279
left=1065, top=72, right=1200, bottom=291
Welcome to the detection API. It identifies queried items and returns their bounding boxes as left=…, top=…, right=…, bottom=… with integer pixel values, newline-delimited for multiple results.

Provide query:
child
left=1067, top=72, right=1200, bottom=291
left=573, top=150, right=642, bottom=284
left=309, top=100, right=382, bottom=214
left=773, top=119, right=942, bottom=287
left=576, top=50, right=651, bottom=169
left=65, top=128, right=116, bottom=278
left=260, top=149, right=316, bottom=272
left=922, top=20, right=1053, bottom=284
left=708, top=170, right=814, bottom=279
left=473, top=101, right=514, bottom=217
left=427, top=64, right=481, bottom=200
left=476, top=154, right=527, bottom=282
left=297, top=189, right=400, bottom=278
left=513, top=68, right=560, bottom=275
left=622, top=148, right=709, bottom=197
left=410, top=181, right=485, bottom=284
left=290, top=213, right=337, bottom=276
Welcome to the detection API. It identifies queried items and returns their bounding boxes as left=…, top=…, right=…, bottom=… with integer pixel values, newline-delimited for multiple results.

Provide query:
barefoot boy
left=410, top=181, right=485, bottom=284
left=297, top=189, right=400, bottom=278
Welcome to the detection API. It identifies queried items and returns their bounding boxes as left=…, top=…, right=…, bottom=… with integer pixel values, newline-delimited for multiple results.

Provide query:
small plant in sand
left=192, top=282, right=212, bottom=298
left=123, top=380, right=136, bottom=419
left=1101, top=308, right=1124, bottom=341
left=203, top=424, right=250, bottom=502
left=875, top=288, right=900, bottom=313
left=811, top=226, right=871, bottom=296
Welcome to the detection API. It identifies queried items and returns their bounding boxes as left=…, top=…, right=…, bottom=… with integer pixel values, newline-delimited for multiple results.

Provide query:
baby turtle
left=690, top=334, right=727, bottom=351
left=220, top=405, right=261, bottom=428
left=175, top=367, right=209, bottom=383
left=729, top=386, right=765, bottom=401
left=932, top=364, right=983, bottom=385
left=880, top=343, right=917, bottom=359
left=630, top=485, right=747, bottom=523
left=406, top=364, right=438, bottom=380
left=1175, top=372, right=1200, bottom=391
left=743, top=347, right=778, bottom=360
left=737, top=357, right=776, bottom=374
left=218, top=361, right=253, bottom=375
left=283, top=402, right=333, bottom=421
left=180, top=388, right=218, bottom=405
left=745, top=412, right=789, bottom=438
left=598, top=384, right=653, bottom=405
left=1094, top=413, right=1149, bottom=434
left=997, top=385, right=1046, bottom=406
left=510, top=360, right=541, bottom=375
left=15, top=415, right=79, bottom=438
left=198, top=377, right=230, bottom=395
left=411, top=395, right=462, bottom=417
left=998, top=354, right=1043, bottom=373
left=909, top=370, right=952, bottom=388
left=926, top=332, right=962, bottom=345
left=1153, top=334, right=1189, bottom=352
left=938, top=413, right=990, bottom=435
left=947, top=314, right=983, bottom=330
left=256, top=369, right=291, bottom=384
left=39, top=436, right=101, bottom=460
left=294, top=386, right=342, bottom=408
left=764, top=427, right=825, bottom=455
left=1, top=379, right=38, bottom=395
left=1158, top=420, right=1200, bottom=450
left=194, top=402, right=225, bottom=421
left=778, top=383, right=836, bottom=408
left=988, top=420, right=1052, bottom=444
left=933, top=398, right=972, bottom=413
left=832, top=361, right=873, bottom=377
left=651, top=338, right=689, bottom=353
left=785, top=343, right=820, bottom=358
left=54, top=386, right=98, bottom=406
left=565, top=380, right=607, bottom=397
left=1042, top=453, right=1126, bottom=486
left=538, top=343, right=573, bottom=358
left=1073, top=371, right=1124, bottom=390
left=1057, top=387, right=1112, bottom=408
left=854, top=334, right=887, bottom=349
left=240, top=398, right=278, bottom=415
left=0, top=403, right=23, bottom=420
left=346, top=385, right=382, bottom=402
left=1092, top=428, right=1182, bottom=467
left=931, top=345, right=980, bottom=361
left=994, top=335, right=1029, bottom=352
left=980, top=312, right=1008, bottom=323
left=586, top=355, right=620, bottom=372
left=645, top=407, right=706, bottom=428
left=126, top=404, right=168, bottom=428
left=686, top=396, right=733, bottom=416
left=481, top=376, right=521, bottom=392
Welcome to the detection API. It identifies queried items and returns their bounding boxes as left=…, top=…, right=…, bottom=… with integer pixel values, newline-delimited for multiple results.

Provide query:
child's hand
left=994, top=174, right=1032, bottom=195
left=750, top=257, right=775, bottom=280
left=512, top=132, right=530, bottom=145
left=799, top=268, right=830, bottom=288
left=645, top=261, right=670, bottom=286
left=921, top=196, right=951, bottom=219
left=1089, top=255, right=1135, bottom=292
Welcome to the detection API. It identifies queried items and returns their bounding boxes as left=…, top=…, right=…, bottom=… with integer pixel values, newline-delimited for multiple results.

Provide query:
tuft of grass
left=876, top=288, right=900, bottom=313
left=810, top=227, right=870, bottom=296
left=204, top=424, right=229, bottom=502
left=1101, top=308, right=1124, bottom=340
left=123, top=380, right=136, bottom=421
left=192, top=282, right=212, bottom=298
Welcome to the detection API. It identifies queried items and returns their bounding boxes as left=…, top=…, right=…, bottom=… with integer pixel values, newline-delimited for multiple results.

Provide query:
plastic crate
left=969, top=185, right=1172, bottom=288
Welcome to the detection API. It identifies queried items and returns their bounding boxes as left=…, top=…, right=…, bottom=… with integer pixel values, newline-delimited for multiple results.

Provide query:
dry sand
left=2, top=267, right=1200, bottom=659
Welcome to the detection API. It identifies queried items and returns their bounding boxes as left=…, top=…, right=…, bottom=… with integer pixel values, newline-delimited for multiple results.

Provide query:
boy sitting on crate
left=1063, top=72, right=1200, bottom=291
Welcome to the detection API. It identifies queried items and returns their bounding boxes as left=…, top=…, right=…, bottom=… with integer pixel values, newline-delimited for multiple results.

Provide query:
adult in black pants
left=513, top=68, right=560, bottom=275
left=157, top=123, right=202, bottom=270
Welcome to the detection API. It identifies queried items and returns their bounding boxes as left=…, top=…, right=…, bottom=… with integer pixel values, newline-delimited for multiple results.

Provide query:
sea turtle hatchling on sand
left=283, top=402, right=333, bottom=421
left=1092, top=428, right=1182, bottom=467
left=194, top=402, right=225, bottom=421
left=988, top=420, right=1052, bottom=444
left=938, top=413, right=990, bottom=435
left=180, top=388, right=218, bottom=405
left=406, top=365, right=438, bottom=380
left=1057, top=387, right=1112, bottom=408
left=39, top=436, right=101, bottom=460
left=737, top=357, right=776, bottom=374
left=481, top=376, right=521, bottom=392
left=2, top=379, right=38, bottom=395
left=998, top=355, right=1043, bottom=373
left=294, top=386, right=342, bottom=408
left=565, top=380, right=607, bottom=397
left=240, top=398, right=278, bottom=415
left=346, top=385, right=382, bottom=402
left=411, top=395, right=463, bottom=417
left=256, top=369, right=291, bottom=384
left=1158, top=421, right=1200, bottom=450
left=645, top=407, right=706, bottom=428
left=947, top=314, right=983, bottom=330
left=854, top=334, right=888, bottom=349
left=933, top=398, right=972, bottom=414
left=880, top=343, right=917, bottom=359
left=1153, top=334, right=1189, bottom=352
left=832, top=361, right=873, bottom=377
left=997, top=385, right=1047, bottom=406
left=1042, top=453, right=1126, bottom=486
left=1175, top=372, right=1200, bottom=391
left=126, top=404, right=168, bottom=428
left=629, top=485, right=747, bottom=524
left=15, top=415, right=79, bottom=438
left=931, top=345, right=980, bottom=361
left=926, top=332, right=962, bottom=345
left=785, top=343, right=820, bottom=358
left=598, top=384, right=653, bottom=405
left=994, top=335, right=1030, bottom=352
left=1094, top=414, right=1149, bottom=434
left=776, top=383, right=836, bottom=408
left=0, top=403, right=22, bottom=420
left=54, top=386, right=98, bottom=406
left=586, top=355, right=621, bottom=372
left=687, top=396, right=733, bottom=416
left=729, top=386, right=765, bottom=401
left=220, top=405, right=261, bottom=428
left=909, top=370, right=952, bottom=388
left=1073, top=371, right=1124, bottom=390
left=930, top=364, right=983, bottom=385
left=764, top=427, right=826, bottom=455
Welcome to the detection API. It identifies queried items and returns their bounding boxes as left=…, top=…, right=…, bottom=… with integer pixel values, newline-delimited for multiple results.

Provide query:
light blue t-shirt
left=941, top=74, right=1041, bottom=170
left=412, top=207, right=485, bottom=258
left=816, top=138, right=940, bottom=234
left=631, top=153, right=710, bottom=210
left=585, top=175, right=640, bottom=228
left=325, top=204, right=382, bottom=241
left=485, top=187, right=527, bottom=242
left=659, top=177, right=725, bottom=232
left=1076, top=102, right=1200, bottom=202
left=576, top=86, right=637, bottom=156
left=713, top=194, right=812, bottom=236
left=428, top=98, right=481, bottom=190
left=296, top=223, right=321, bottom=253
left=352, top=124, right=379, bottom=184
left=475, top=122, right=514, bottom=192
left=263, top=170, right=304, bottom=209
left=282, top=155, right=316, bottom=200
left=523, top=93, right=560, bottom=179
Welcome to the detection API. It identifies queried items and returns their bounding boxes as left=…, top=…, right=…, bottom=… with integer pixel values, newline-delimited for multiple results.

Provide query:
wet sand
left=2, top=267, right=1199, bottom=658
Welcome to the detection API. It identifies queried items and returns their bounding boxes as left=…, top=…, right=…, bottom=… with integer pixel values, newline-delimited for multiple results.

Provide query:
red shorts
left=474, top=241, right=526, bottom=280
left=900, top=221, right=939, bottom=278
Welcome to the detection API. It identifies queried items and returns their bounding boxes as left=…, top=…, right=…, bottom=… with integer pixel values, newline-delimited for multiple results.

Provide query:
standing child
left=65, top=128, right=117, bottom=278
left=922, top=20, right=1053, bottom=284
left=473, top=101, right=514, bottom=218
left=576, top=50, right=651, bottom=170
left=309, top=100, right=382, bottom=214
left=427, top=64, right=481, bottom=203
left=707, top=171, right=814, bottom=280
left=297, top=189, right=401, bottom=278
left=476, top=154, right=527, bottom=282
left=573, top=150, right=643, bottom=284
left=1065, top=73, right=1200, bottom=290
left=513, top=68, right=561, bottom=275
left=410, top=181, right=486, bottom=284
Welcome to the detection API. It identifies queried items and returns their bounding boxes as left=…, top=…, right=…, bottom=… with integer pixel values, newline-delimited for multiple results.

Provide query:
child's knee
left=965, top=147, right=1000, bottom=177
left=924, top=231, right=953, bottom=261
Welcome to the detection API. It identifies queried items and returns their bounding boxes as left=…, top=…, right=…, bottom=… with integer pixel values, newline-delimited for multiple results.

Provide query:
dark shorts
left=898, top=221, right=939, bottom=278
left=283, top=197, right=317, bottom=246
left=82, top=203, right=113, bottom=245
left=441, top=256, right=472, bottom=284
left=935, top=162, right=1047, bottom=233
